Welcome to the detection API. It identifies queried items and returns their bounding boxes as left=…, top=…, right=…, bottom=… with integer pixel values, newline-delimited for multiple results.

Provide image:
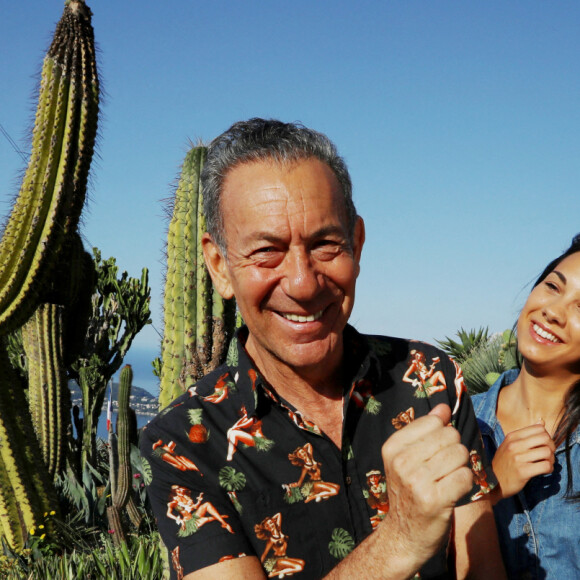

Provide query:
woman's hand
left=491, top=421, right=556, bottom=503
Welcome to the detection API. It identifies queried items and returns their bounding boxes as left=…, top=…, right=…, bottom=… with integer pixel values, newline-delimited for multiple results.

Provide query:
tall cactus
left=0, top=0, right=99, bottom=551
left=0, top=0, right=99, bottom=333
left=159, top=145, right=237, bottom=408
left=107, top=365, right=142, bottom=546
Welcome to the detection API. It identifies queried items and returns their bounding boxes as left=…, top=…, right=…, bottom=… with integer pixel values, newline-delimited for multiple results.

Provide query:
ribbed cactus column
left=21, top=303, right=69, bottom=479
left=0, top=0, right=99, bottom=551
left=0, top=0, right=99, bottom=333
left=0, top=343, right=59, bottom=551
left=159, top=146, right=237, bottom=409
left=107, top=364, right=139, bottom=545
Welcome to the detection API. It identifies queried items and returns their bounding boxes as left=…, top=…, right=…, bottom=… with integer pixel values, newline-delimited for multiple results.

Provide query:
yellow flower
left=40, top=534, right=46, bottom=540
left=50, top=510, right=56, bottom=516
left=29, top=527, right=36, bottom=536
left=38, top=525, right=45, bottom=530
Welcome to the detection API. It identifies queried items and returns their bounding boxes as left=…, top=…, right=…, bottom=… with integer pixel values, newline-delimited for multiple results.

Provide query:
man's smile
left=278, top=309, right=325, bottom=323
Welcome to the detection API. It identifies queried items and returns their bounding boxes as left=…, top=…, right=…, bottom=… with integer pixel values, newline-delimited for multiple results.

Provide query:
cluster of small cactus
left=69, top=249, right=151, bottom=469
left=159, top=145, right=237, bottom=408
left=483, top=329, right=519, bottom=388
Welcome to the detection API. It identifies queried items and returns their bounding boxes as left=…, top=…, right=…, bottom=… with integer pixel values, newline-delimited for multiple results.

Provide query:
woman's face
left=517, top=251, right=580, bottom=378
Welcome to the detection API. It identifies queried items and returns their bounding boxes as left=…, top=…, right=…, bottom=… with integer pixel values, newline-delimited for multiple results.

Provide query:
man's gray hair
left=201, top=118, right=357, bottom=253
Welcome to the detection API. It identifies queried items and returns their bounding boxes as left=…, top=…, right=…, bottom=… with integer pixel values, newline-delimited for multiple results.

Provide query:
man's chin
left=272, top=340, right=343, bottom=376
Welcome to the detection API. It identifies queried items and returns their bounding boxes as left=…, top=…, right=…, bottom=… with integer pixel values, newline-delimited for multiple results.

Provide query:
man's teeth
left=533, top=324, right=559, bottom=343
left=282, top=310, right=323, bottom=323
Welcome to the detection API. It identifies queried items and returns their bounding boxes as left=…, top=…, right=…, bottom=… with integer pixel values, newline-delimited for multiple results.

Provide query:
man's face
left=203, top=157, right=364, bottom=381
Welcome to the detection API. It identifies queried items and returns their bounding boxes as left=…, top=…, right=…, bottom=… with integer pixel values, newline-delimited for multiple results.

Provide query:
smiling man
left=141, top=118, right=506, bottom=580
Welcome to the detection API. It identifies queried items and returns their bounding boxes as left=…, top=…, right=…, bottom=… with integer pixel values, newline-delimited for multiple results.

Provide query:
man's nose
left=281, top=250, right=320, bottom=300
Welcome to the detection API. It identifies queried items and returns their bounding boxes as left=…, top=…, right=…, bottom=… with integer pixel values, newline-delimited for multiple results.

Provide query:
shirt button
left=345, top=476, right=352, bottom=485
left=523, top=523, right=531, bottom=535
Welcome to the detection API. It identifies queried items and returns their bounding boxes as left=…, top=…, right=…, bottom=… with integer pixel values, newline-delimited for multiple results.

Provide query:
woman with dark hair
left=472, top=234, right=580, bottom=579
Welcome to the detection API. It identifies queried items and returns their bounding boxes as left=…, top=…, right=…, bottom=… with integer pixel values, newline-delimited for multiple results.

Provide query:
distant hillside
left=69, top=380, right=158, bottom=417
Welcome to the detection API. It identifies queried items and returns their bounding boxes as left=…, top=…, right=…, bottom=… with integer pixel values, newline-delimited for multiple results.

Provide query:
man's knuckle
left=390, top=453, right=409, bottom=475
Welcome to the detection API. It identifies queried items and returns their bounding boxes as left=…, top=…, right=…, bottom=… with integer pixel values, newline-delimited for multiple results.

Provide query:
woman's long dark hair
left=530, top=233, right=580, bottom=500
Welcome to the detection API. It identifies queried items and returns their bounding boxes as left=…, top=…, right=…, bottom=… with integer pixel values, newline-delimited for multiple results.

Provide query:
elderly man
left=141, top=118, right=505, bottom=580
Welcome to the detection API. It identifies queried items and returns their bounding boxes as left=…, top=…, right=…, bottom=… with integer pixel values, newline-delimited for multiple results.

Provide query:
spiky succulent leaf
left=436, top=327, right=490, bottom=363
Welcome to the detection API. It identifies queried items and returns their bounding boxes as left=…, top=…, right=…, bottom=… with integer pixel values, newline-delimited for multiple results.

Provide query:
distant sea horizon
left=118, top=344, right=160, bottom=398
left=91, top=343, right=161, bottom=439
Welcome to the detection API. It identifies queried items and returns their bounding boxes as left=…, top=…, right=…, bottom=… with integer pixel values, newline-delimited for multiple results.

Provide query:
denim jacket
left=472, top=370, right=580, bottom=580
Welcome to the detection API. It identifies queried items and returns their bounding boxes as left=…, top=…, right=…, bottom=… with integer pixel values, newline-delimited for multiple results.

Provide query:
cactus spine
left=0, top=0, right=99, bottom=551
left=159, top=146, right=237, bottom=408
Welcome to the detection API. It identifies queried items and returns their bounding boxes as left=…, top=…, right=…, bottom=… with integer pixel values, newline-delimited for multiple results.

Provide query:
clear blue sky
left=1, top=1, right=579, bottom=393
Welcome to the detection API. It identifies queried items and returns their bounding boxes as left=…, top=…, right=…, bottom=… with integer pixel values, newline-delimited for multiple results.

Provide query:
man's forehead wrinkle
left=220, top=157, right=350, bottom=253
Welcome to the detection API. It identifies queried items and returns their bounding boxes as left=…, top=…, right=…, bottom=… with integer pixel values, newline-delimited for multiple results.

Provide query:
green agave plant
left=436, top=327, right=490, bottom=364
left=458, top=329, right=519, bottom=395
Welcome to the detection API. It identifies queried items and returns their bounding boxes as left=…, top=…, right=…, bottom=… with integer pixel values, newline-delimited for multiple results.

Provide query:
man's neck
left=244, top=342, right=347, bottom=448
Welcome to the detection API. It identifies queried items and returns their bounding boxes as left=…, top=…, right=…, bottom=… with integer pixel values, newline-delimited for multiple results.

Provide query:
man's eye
left=313, top=240, right=344, bottom=257
left=314, top=239, right=339, bottom=249
left=250, top=247, right=283, bottom=267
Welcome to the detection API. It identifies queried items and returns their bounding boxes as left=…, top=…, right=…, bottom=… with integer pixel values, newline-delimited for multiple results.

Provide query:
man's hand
left=380, top=404, right=473, bottom=571
left=491, top=420, right=555, bottom=502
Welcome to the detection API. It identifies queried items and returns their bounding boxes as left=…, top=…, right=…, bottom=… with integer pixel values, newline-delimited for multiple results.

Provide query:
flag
left=106, top=382, right=113, bottom=433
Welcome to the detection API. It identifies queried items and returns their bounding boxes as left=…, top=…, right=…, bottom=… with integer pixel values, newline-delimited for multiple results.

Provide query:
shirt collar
left=472, top=369, right=520, bottom=438
left=228, top=324, right=376, bottom=417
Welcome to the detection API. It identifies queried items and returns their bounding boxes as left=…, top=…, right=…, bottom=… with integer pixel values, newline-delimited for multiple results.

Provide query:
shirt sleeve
left=443, top=354, right=498, bottom=504
left=139, top=414, right=255, bottom=579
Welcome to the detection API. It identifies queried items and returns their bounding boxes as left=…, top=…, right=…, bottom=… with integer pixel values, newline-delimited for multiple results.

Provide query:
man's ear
left=352, top=216, right=365, bottom=277
left=202, top=233, right=234, bottom=299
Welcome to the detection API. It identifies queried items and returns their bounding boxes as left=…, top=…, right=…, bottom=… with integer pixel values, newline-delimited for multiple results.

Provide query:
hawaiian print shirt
left=140, top=325, right=495, bottom=580
left=472, top=370, right=580, bottom=580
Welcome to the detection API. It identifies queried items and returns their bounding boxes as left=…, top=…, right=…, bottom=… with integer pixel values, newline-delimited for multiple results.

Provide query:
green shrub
left=0, top=530, right=163, bottom=579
